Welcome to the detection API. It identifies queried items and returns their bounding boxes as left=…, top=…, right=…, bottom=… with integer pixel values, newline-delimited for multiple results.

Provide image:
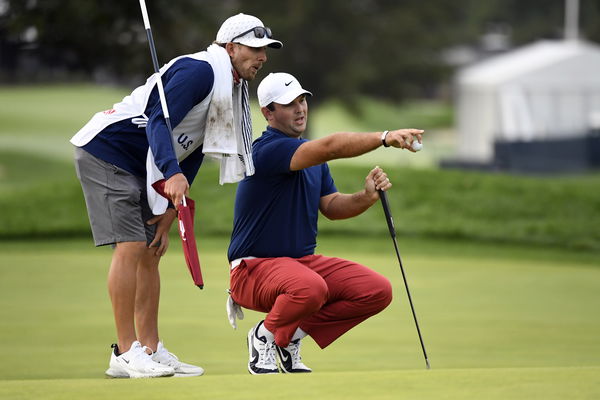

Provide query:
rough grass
left=1, top=151, right=599, bottom=251
left=2, top=84, right=598, bottom=249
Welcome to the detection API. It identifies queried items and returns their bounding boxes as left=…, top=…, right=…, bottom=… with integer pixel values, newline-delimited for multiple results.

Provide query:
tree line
left=1, top=0, right=599, bottom=103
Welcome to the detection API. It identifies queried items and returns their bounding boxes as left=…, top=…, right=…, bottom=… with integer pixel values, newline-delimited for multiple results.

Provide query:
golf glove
left=226, top=289, right=244, bottom=329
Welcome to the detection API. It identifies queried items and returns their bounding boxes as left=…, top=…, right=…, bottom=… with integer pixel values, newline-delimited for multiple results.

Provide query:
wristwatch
left=381, top=130, right=390, bottom=147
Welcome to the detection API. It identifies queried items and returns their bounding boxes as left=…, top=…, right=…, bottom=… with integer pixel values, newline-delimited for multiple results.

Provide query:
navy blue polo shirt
left=82, top=57, right=214, bottom=185
left=228, top=127, right=338, bottom=261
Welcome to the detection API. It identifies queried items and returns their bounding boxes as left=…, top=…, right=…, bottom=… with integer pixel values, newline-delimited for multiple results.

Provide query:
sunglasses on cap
left=231, top=26, right=273, bottom=42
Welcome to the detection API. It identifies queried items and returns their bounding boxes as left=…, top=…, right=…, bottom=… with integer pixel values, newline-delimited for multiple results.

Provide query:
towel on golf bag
left=201, top=44, right=255, bottom=185
left=72, top=44, right=255, bottom=216
left=146, top=44, right=255, bottom=214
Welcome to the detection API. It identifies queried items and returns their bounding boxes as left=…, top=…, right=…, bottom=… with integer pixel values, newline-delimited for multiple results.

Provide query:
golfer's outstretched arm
left=320, top=166, right=392, bottom=220
left=290, top=129, right=423, bottom=171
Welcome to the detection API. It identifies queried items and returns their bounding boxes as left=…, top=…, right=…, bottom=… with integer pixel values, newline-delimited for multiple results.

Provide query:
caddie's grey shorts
left=74, top=147, right=156, bottom=247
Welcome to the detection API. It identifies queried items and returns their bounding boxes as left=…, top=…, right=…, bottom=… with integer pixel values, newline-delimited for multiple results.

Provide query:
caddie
left=71, top=13, right=282, bottom=379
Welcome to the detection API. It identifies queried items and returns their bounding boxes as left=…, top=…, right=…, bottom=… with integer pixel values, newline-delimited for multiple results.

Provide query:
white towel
left=202, top=44, right=255, bottom=185
left=146, top=45, right=255, bottom=214
left=71, top=45, right=255, bottom=215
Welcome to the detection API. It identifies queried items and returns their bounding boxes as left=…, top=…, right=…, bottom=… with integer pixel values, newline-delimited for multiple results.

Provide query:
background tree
left=1, top=0, right=599, bottom=104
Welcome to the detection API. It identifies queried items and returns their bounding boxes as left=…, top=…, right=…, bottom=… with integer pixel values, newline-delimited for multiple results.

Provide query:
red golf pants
left=229, top=254, right=393, bottom=348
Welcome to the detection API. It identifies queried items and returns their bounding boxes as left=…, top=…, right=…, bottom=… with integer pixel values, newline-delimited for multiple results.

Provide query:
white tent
left=455, top=40, right=600, bottom=163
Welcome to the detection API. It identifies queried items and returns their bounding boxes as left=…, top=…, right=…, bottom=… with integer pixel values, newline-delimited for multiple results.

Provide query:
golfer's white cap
left=216, top=13, right=282, bottom=49
left=257, top=72, right=312, bottom=107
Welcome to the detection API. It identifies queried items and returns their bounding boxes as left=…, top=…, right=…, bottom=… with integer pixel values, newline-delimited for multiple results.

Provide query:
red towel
left=152, top=180, right=204, bottom=289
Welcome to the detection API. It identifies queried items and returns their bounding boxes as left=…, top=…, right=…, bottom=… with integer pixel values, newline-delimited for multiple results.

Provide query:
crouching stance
left=226, top=72, right=424, bottom=374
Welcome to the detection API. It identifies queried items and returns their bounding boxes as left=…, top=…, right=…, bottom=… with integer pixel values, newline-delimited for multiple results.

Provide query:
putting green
left=0, top=367, right=598, bottom=400
left=0, top=237, right=598, bottom=399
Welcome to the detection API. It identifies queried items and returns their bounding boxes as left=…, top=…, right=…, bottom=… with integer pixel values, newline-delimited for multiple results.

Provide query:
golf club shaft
left=379, top=190, right=430, bottom=369
left=139, top=0, right=173, bottom=133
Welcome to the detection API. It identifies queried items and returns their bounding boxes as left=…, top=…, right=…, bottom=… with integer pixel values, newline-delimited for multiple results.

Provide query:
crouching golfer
left=226, top=72, right=424, bottom=374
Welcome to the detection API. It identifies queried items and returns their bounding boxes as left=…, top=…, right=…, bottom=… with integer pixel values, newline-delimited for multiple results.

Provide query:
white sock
left=291, top=327, right=307, bottom=341
left=258, top=321, right=275, bottom=342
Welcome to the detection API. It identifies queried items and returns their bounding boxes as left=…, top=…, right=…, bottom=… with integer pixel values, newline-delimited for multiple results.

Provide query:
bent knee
left=380, top=278, right=393, bottom=307
left=294, top=277, right=329, bottom=311
left=370, top=277, right=393, bottom=311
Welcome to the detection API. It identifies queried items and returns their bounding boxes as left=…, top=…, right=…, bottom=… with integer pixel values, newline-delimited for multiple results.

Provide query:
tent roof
left=457, top=40, right=600, bottom=86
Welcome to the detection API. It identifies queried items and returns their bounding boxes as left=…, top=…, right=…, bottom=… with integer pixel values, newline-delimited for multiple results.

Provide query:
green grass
left=0, top=83, right=316, bottom=160
left=324, top=165, right=600, bottom=251
left=1, top=368, right=598, bottom=400
left=2, top=84, right=598, bottom=250
left=311, top=97, right=453, bottom=134
left=309, top=98, right=454, bottom=167
left=0, top=151, right=73, bottom=192
left=0, top=84, right=126, bottom=138
left=0, top=84, right=451, bottom=164
left=0, top=84, right=129, bottom=160
left=1, top=153, right=598, bottom=251
left=1, top=83, right=599, bottom=397
left=0, top=237, right=598, bottom=399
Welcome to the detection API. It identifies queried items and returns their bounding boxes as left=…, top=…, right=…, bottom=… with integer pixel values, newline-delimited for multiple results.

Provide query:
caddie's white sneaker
left=105, top=341, right=175, bottom=378
left=247, top=320, right=279, bottom=374
left=151, top=341, right=204, bottom=377
left=276, top=339, right=312, bottom=373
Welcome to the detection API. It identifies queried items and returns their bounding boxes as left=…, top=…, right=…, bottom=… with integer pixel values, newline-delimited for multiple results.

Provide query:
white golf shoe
left=276, top=339, right=312, bottom=373
left=105, top=341, right=175, bottom=378
left=151, top=341, right=204, bottom=377
left=247, top=320, right=279, bottom=374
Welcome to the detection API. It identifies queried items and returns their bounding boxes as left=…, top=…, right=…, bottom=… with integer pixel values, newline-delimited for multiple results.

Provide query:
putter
left=378, top=189, right=430, bottom=369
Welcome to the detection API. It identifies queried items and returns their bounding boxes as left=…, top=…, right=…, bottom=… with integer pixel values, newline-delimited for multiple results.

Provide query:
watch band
left=381, top=130, right=390, bottom=147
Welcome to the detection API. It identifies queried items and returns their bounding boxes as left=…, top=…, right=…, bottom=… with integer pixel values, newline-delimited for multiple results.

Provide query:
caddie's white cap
left=257, top=72, right=312, bottom=107
left=216, top=13, right=282, bottom=49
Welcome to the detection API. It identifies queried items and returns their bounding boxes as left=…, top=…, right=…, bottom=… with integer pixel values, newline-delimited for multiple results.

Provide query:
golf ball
left=411, top=140, right=423, bottom=152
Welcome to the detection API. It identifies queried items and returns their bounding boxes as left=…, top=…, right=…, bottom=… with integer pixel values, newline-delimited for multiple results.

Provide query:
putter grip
left=378, top=190, right=396, bottom=238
